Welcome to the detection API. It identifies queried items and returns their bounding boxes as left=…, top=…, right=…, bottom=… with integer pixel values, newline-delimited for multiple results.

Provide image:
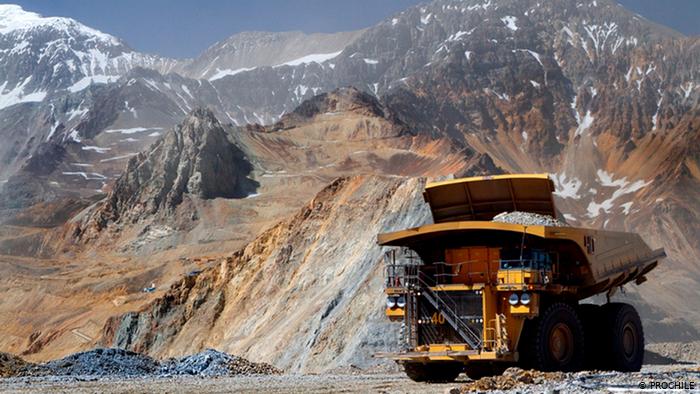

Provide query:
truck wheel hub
left=549, top=323, right=573, bottom=363
left=622, top=323, right=637, bottom=358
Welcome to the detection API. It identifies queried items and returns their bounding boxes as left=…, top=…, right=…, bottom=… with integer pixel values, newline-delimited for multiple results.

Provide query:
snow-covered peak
left=0, top=4, right=120, bottom=45
left=0, top=4, right=177, bottom=97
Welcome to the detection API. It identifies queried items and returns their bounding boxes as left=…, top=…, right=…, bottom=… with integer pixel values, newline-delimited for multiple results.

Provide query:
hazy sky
left=11, top=0, right=700, bottom=59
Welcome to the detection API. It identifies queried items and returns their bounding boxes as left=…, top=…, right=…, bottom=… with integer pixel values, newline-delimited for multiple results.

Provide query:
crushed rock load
left=1, top=348, right=280, bottom=378
left=492, top=211, right=566, bottom=227
left=460, top=367, right=566, bottom=392
left=159, top=349, right=281, bottom=376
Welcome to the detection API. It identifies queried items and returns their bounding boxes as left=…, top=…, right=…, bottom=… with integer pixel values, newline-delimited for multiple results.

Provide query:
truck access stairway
left=416, top=273, right=482, bottom=350
left=384, top=249, right=482, bottom=351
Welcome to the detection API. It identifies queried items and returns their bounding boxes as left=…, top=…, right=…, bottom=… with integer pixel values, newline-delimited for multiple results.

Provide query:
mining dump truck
left=376, top=174, right=665, bottom=382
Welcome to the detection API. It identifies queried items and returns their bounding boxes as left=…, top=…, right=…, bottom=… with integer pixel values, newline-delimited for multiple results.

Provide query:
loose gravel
left=492, top=211, right=566, bottom=227
left=159, top=349, right=281, bottom=376
left=38, top=348, right=159, bottom=377
left=3, top=348, right=280, bottom=379
left=458, top=365, right=700, bottom=393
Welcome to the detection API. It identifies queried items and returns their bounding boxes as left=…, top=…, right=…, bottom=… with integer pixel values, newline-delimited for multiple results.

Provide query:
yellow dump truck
left=376, top=174, right=665, bottom=382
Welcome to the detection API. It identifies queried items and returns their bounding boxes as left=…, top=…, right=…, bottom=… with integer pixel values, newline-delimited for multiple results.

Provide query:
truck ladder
left=384, top=248, right=482, bottom=350
left=417, top=274, right=482, bottom=350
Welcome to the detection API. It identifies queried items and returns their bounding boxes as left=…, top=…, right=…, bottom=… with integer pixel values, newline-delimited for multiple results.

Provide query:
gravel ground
left=458, top=364, right=699, bottom=393
left=1, top=364, right=697, bottom=393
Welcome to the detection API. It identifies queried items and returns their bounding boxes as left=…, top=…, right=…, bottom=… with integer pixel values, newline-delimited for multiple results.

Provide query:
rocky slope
left=0, top=87, right=496, bottom=361
left=101, top=175, right=431, bottom=372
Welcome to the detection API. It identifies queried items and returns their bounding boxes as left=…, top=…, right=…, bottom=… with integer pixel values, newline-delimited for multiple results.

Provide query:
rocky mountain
left=0, top=0, right=698, bottom=367
left=73, top=108, right=258, bottom=242
left=0, top=4, right=179, bottom=204
left=0, top=15, right=365, bottom=205
left=3, top=0, right=697, bottom=205
left=174, top=30, right=364, bottom=81
left=0, top=5, right=175, bottom=99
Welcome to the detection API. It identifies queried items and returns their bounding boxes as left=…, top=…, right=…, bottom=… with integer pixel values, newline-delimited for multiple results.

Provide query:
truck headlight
left=509, top=293, right=519, bottom=305
left=386, top=296, right=397, bottom=308
left=396, top=295, right=406, bottom=308
left=520, top=293, right=531, bottom=305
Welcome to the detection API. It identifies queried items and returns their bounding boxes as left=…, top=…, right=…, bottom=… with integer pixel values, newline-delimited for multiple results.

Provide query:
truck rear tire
left=523, top=302, right=584, bottom=372
left=403, top=362, right=462, bottom=382
left=601, top=303, right=644, bottom=372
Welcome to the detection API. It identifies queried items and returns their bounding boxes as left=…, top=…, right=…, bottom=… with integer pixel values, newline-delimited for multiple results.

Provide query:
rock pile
left=39, top=348, right=159, bottom=377
left=646, top=341, right=700, bottom=363
left=460, top=367, right=566, bottom=392
left=1, top=348, right=280, bottom=378
left=492, top=211, right=566, bottom=227
left=159, top=349, right=281, bottom=376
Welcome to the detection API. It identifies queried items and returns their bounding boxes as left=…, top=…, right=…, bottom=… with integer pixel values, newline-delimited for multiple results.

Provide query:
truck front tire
left=522, top=302, right=585, bottom=372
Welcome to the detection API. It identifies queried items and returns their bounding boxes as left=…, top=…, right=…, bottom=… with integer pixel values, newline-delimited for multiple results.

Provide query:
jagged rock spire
left=77, top=108, right=258, bottom=236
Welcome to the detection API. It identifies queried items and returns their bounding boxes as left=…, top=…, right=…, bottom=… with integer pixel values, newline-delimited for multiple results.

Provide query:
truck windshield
left=500, top=249, right=552, bottom=270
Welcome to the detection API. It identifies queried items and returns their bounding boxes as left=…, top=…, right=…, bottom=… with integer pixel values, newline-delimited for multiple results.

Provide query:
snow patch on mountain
left=0, top=5, right=120, bottom=45
left=67, top=104, right=89, bottom=120
left=104, top=127, right=163, bottom=135
left=551, top=172, right=582, bottom=199
left=0, top=78, right=46, bottom=110
left=62, top=171, right=107, bottom=180
left=82, top=146, right=111, bottom=154
left=276, top=51, right=342, bottom=67
left=652, top=91, right=662, bottom=131
left=100, top=153, right=138, bottom=162
left=586, top=171, right=651, bottom=217
left=680, top=82, right=695, bottom=99
left=67, top=75, right=120, bottom=92
left=574, top=111, right=594, bottom=136
left=209, top=67, right=256, bottom=81
left=467, top=1, right=492, bottom=11
left=501, top=16, right=518, bottom=31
